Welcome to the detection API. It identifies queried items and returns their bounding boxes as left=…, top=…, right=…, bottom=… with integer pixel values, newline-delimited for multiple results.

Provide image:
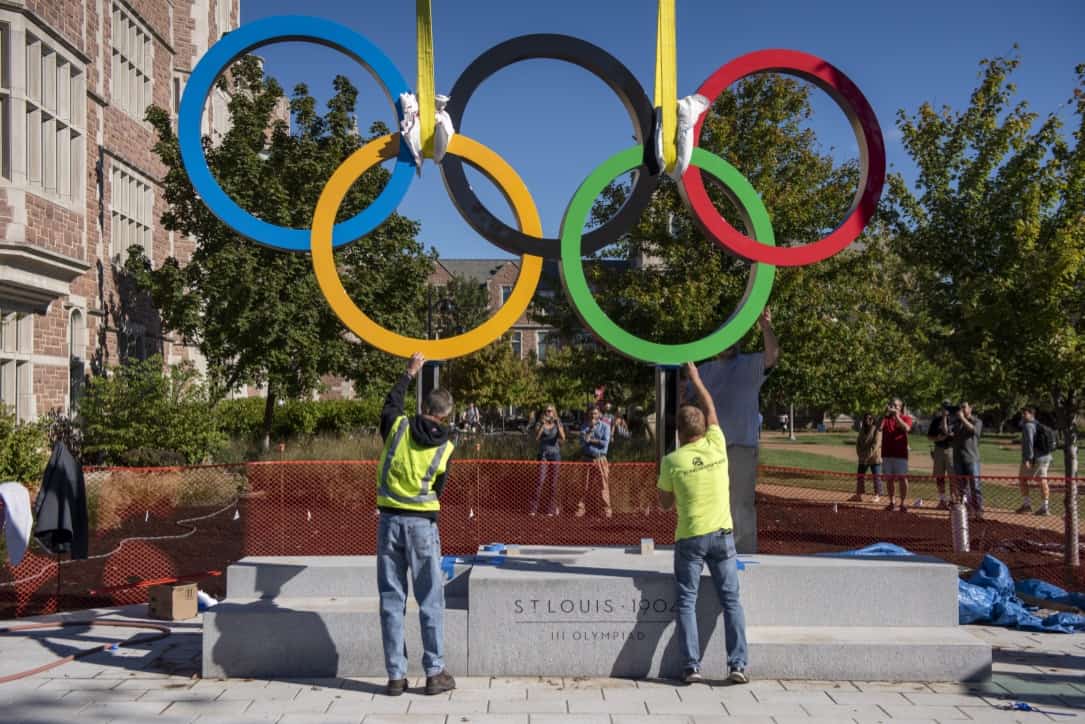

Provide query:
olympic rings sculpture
left=178, top=14, right=885, bottom=365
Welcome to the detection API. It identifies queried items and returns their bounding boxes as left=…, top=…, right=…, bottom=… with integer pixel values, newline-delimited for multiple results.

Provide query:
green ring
left=558, top=146, right=777, bottom=365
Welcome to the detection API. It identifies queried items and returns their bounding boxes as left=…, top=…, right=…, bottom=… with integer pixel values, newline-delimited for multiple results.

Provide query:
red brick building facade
left=430, top=259, right=557, bottom=363
left=0, top=0, right=237, bottom=421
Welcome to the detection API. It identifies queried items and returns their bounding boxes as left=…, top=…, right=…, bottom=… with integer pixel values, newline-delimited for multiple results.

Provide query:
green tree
left=431, top=273, right=489, bottom=339
left=0, top=409, right=49, bottom=485
left=444, top=337, right=543, bottom=417
left=79, top=356, right=224, bottom=465
left=537, top=74, right=931, bottom=418
left=129, top=57, right=433, bottom=448
left=888, top=55, right=1085, bottom=461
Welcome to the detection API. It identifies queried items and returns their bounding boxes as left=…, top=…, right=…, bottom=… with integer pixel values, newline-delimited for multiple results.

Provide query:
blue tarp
left=833, top=542, right=1085, bottom=633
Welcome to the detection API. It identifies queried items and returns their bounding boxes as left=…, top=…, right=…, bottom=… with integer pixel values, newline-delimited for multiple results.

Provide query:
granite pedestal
left=202, top=547, right=991, bottom=681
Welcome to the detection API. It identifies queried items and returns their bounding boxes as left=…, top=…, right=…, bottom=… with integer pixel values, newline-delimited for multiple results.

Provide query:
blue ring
left=178, top=16, right=416, bottom=252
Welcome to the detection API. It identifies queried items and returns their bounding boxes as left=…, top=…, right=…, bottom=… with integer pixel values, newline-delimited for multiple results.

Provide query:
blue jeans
left=856, top=463, right=883, bottom=496
left=377, top=514, right=445, bottom=678
left=954, top=460, right=983, bottom=511
left=674, top=529, right=748, bottom=672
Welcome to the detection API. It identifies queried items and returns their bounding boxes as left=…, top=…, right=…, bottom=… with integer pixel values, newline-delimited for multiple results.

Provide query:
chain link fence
left=2, top=460, right=1081, bottom=617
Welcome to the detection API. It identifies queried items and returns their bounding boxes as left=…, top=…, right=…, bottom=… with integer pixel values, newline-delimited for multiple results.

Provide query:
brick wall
left=1, top=1, right=238, bottom=420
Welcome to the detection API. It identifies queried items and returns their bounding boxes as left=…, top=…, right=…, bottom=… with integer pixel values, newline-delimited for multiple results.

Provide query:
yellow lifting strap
left=416, top=0, right=436, bottom=158
left=654, top=0, right=678, bottom=173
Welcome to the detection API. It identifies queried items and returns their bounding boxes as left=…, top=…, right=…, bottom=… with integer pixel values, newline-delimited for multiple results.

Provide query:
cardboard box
left=148, top=582, right=198, bottom=620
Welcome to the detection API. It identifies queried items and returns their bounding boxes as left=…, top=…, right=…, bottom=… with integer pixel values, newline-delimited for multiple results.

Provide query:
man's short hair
left=677, top=404, right=707, bottom=440
left=1023, top=405, right=1037, bottom=415
left=423, top=388, right=454, bottom=418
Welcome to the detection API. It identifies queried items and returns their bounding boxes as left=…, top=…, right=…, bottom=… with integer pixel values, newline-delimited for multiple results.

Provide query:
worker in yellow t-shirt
left=657, top=362, right=749, bottom=686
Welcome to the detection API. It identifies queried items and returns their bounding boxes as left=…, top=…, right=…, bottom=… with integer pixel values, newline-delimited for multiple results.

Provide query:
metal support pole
left=789, top=401, right=797, bottom=440
left=655, top=366, right=680, bottom=461
left=417, top=361, right=442, bottom=416
left=1065, top=427, right=1080, bottom=570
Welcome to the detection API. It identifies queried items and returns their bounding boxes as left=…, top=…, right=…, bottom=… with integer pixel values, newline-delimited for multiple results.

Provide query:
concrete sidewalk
left=0, top=607, right=1081, bottom=723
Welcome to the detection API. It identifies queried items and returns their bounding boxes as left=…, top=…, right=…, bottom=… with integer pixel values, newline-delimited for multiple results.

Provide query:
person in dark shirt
left=951, top=401, right=983, bottom=516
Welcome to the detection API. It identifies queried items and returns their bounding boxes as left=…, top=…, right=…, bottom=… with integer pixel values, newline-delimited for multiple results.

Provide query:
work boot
left=425, top=670, right=456, bottom=695
left=681, top=668, right=704, bottom=685
left=386, top=678, right=408, bottom=697
left=728, top=667, right=750, bottom=684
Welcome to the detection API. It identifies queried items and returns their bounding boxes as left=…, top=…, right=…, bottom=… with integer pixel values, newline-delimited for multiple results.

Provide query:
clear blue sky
left=241, top=0, right=1084, bottom=259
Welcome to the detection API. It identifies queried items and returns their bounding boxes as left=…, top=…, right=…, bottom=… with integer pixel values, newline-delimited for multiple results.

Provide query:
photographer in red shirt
left=880, top=398, right=914, bottom=511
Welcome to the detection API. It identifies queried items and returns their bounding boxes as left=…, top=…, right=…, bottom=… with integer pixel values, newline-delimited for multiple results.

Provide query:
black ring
left=440, top=34, right=661, bottom=259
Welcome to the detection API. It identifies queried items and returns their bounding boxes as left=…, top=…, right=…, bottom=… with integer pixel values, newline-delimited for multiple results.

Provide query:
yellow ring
left=311, top=133, right=543, bottom=359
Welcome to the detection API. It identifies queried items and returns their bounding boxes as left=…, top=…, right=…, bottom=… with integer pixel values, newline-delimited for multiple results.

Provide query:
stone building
left=429, top=258, right=558, bottom=362
left=0, top=0, right=237, bottom=421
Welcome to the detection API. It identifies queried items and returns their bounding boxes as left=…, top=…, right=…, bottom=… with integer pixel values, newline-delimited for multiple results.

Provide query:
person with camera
left=880, top=398, right=914, bottom=511
left=531, top=404, right=566, bottom=516
left=951, top=401, right=983, bottom=516
left=850, top=412, right=883, bottom=501
left=928, top=402, right=955, bottom=510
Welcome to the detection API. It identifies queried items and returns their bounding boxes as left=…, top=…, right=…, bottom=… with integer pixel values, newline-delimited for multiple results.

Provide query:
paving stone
left=850, top=680, right=930, bottom=692
left=957, top=705, right=1054, bottom=722
left=137, top=686, right=226, bottom=701
left=612, top=716, right=694, bottom=724
left=645, top=698, right=726, bottom=715
left=901, top=691, right=990, bottom=706
left=525, top=688, right=603, bottom=700
left=448, top=716, right=528, bottom=724
left=750, top=689, right=834, bottom=704
left=244, top=694, right=336, bottom=714
left=825, top=691, right=911, bottom=706
left=925, top=681, right=1011, bottom=695
left=780, top=679, right=861, bottom=692
left=362, top=716, right=447, bottom=724
left=692, top=716, right=773, bottom=724
left=329, top=697, right=408, bottom=715
left=491, top=677, right=564, bottom=688
left=451, top=688, right=528, bottom=701
left=801, top=702, right=892, bottom=719
left=78, top=700, right=172, bottom=718
left=408, top=698, right=488, bottom=714
left=160, top=699, right=254, bottom=717
left=35, top=677, right=120, bottom=691
left=878, top=704, right=972, bottom=719
left=278, top=716, right=363, bottom=724
left=528, top=716, right=610, bottom=724
left=565, top=677, right=638, bottom=688
left=451, top=677, right=499, bottom=689
left=488, top=698, right=568, bottom=714
left=194, top=716, right=280, bottom=723
left=721, top=700, right=807, bottom=717
left=773, top=718, right=867, bottom=724
left=567, top=697, right=650, bottom=714
left=214, top=680, right=305, bottom=700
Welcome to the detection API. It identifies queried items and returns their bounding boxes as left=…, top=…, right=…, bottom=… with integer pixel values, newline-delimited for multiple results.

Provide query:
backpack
left=1034, top=423, right=1057, bottom=457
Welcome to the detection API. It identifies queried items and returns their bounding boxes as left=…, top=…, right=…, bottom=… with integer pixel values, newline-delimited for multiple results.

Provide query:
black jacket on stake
left=33, top=442, right=88, bottom=559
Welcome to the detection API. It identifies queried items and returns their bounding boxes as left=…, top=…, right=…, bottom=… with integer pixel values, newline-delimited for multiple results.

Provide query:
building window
left=536, top=330, right=550, bottom=362
left=215, top=0, right=233, bottom=39
left=24, top=32, right=84, bottom=200
left=111, top=4, right=153, bottom=121
left=0, top=309, right=34, bottom=421
left=110, top=160, right=154, bottom=262
left=500, top=285, right=513, bottom=305
left=510, top=330, right=522, bottom=359
left=0, top=23, right=10, bottom=180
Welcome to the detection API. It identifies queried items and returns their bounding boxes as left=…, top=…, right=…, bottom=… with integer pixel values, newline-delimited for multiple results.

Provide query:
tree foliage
left=129, top=57, right=433, bottom=443
left=888, top=54, right=1085, bottom=442
left=536, top=74, right=935, bottom=417
left=79, top=356, right=224, bottom=465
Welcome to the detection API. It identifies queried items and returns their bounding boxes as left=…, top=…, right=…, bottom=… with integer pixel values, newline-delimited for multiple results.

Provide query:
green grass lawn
left=765, top=432, right=1067, bottom=472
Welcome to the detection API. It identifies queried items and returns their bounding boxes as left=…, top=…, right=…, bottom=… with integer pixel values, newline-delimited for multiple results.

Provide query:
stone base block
left=202, top=595, right=468, bottom=678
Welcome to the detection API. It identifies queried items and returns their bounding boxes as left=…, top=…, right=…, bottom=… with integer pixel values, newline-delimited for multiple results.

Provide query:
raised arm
left=380, top=353, right=424, bottom=440
left=759, top=307, right=779, bottom=370
left=684, top=362, right=719, bottom=428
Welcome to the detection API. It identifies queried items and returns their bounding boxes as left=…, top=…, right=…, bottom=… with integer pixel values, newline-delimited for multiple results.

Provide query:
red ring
left=680, top=49, right=886, bottom=266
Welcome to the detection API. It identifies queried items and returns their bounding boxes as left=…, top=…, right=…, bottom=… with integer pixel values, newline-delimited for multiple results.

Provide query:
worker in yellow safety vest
left=377, top=352, right=456, bottom=697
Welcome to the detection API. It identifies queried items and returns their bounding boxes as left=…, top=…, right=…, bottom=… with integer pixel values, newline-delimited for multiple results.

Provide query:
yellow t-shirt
left=657, top=424, right=733, bottom=541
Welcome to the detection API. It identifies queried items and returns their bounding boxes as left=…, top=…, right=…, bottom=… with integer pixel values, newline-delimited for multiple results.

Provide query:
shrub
left=215, top=397, right=382, bottom=442
left=0, top=408, right=49, bottom=485
left=80, top=356, right=225, bottom=465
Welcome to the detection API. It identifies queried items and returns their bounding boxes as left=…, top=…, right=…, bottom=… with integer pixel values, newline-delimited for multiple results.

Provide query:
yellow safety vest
left=377, top=415, right=454, bottom=512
